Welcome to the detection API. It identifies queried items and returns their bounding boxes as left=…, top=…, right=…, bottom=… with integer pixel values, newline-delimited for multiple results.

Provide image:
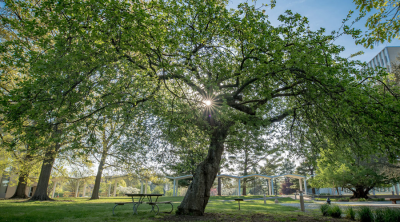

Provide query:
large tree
left=1, top=0, right=399, bottom=214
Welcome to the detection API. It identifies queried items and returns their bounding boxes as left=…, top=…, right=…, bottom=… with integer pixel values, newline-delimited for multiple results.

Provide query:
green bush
left=375, top=208, right=385, bottom=222
left=320, top=204, right=331, bottom=216
left=358, top=206, right=374, bottom=222
left=345, top=207, right=356, bottom=220
left=152, top=186, right=164, bottom=194
left=357, top=198, right=367, bottom=202
left=165, top=189, right=173, bottom=196
left=375, top=208, right=400, bottom=222
left=328, top=205, right=342, bottom=218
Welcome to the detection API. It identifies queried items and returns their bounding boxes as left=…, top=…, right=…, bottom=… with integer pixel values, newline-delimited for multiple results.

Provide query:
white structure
left=0, top=174, right=38, bottom=199
left=366, top=46, right=400, bottom=72
left=167, top=173, right=307, bottom=197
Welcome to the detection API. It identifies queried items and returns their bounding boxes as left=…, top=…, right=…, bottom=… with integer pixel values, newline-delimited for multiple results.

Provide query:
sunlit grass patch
left=0, top=196, right=300, bottom=222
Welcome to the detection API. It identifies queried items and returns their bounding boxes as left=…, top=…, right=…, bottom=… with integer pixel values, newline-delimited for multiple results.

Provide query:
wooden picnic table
left=113, top=194, right=173, bottom=215
left=126, top=194, right=162, bottom=214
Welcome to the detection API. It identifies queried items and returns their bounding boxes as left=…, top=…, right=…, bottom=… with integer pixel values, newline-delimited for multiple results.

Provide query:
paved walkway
left=280, top=200, right=400, bottom=210
left=279, top=203, right=322, bottom=210
left=213, top=197, right=282, bottom=202
left=318, top=201, right=400, bottom=208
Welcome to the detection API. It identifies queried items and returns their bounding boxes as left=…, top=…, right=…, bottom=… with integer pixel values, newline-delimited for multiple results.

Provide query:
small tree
left=310, top=150, right=397, bottom=199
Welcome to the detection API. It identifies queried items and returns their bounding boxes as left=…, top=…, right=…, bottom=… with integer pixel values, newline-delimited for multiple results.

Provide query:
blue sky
left=228, top=0, right=400, bottom=63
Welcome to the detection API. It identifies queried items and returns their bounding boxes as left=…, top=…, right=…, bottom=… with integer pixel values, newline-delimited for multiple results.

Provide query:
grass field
left=0, top=196, right=329, bottom=222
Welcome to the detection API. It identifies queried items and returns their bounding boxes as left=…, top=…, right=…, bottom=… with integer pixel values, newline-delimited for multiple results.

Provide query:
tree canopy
left=1, top=0, right=399, bottom=214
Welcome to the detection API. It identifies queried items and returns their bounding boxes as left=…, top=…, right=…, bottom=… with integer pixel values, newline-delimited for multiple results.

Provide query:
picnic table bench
left=112, top=194, right=173, bottom=215
left=390, top=198, right=400, bottom=204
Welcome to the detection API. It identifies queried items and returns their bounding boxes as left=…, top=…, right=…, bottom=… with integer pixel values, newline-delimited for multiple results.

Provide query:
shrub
left=328, top=205, right=342, bottom=218
left=320, top=204, right=331, bottom=216
left=345, top=207, right=356, bottom=220
left=375, top=208, right=385, bottom=222
left=381, top=208, right=400, bottom=222
left=358, top=206, right=374, bottom=222
left=357, top=198, right=367, bottom=202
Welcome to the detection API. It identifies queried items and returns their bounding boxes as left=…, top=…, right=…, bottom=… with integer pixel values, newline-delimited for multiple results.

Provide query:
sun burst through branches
left=204, top=100, right=212, bottom=106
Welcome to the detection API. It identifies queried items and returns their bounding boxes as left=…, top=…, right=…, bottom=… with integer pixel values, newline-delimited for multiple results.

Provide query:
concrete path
left=208, top=196, right=285, bottom=202
left=212, top=197, right=283, bottom=202
left=320, top=201, right=400, bottom=208
left=281, top=200, right=400, bottom=210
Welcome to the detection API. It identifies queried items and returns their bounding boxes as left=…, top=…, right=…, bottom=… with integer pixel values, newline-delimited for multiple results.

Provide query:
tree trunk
left=217, top=173, right=221, bottom=196
left=311, top=170, right=316, bottom=195
left=10, top=152, right=33, bottom=199
left=242, top=152, right=248, bottom=196
left=10, top=173, right=29, bottom=199
left=350, top=186, right=371, bottom=199
left=90, top=148, right=108, bottom=199
left=29, top=146, right=59, bottom=201
left=30, top=126, right=61, bottom=201
left=176, top=125, right=229, bottom=216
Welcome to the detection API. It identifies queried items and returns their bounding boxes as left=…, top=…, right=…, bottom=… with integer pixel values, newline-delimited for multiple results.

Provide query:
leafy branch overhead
left=1, top=0, right=399, bottom=213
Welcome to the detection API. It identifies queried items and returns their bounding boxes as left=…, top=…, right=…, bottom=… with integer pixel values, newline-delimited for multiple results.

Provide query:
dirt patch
left=154, top=213, right=351, bottom=221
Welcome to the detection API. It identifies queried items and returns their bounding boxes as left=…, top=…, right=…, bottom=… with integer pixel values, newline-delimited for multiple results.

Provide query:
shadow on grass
left=0, top=196, right=300, bottom=222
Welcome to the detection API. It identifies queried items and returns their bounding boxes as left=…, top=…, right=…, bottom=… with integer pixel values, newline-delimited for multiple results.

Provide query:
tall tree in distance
left=224, top=128, right=280, bottom=195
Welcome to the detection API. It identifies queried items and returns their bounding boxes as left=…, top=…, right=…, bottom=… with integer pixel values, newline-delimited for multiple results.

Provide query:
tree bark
left=311, top=170, right=316, bottom=195
left=176, top=125, right=229, bottom=216
left=242, top=152, right=248, bottom=196
left=350, top=186, right=371, bottom=199
left=90, top=147, right=108, bottom=199
left=29, top=145, right=60, bottom=201
left=10, top=152, right=33, bottom=199
left=10, top=173, right=29, bottom=199
left=217, top=172, right=221, bottom=196
left=30, top=126, right=61, bottom=201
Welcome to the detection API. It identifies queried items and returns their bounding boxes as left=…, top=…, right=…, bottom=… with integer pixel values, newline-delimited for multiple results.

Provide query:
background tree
left=310, top=148, right=398, bottom=199
left=277, top=158, right=296, bottom=195
left=294, top=160, right=317, bottom=194
left=224, top=128, right=280, bottom=195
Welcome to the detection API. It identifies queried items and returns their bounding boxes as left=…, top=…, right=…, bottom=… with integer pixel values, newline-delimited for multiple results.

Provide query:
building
left=366, top=46, right=400, bottom=72
left=0, top=173, right=37, bottom=199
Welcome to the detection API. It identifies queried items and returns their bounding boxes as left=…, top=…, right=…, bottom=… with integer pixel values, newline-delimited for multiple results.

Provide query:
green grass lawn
left=0, top=196, right=311, bottom=222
